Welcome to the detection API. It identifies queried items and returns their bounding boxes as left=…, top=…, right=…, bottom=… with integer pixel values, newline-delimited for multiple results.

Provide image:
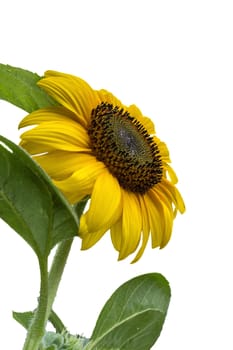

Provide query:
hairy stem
left=22, top=259, right=48, bottom=350
left=46, top=239, right=73, bottom=321
left=22, top=239, right=73, bottom=350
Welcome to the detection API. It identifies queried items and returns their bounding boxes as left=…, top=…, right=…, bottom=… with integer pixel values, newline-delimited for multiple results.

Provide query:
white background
left=1, top=1, right=233, bottom=349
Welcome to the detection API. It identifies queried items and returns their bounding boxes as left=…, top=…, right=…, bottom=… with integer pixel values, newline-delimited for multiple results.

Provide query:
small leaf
left=0, top=136, right=78, bottom=259
left=13, top=309, right=67, bottom=334
left=0, top=63, right=57, bottom=112
left=13, top=311, right=34, bottom=330
left=87, top=273, right=171, bottom=350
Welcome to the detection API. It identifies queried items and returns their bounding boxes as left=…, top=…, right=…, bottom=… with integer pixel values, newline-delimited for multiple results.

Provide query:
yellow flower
left=19, top=71, right=185, bottom=262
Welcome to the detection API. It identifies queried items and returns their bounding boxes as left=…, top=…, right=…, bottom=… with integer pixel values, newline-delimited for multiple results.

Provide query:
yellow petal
left=85, top=169, right=122, bottom=232
left=164, top=163, right=178, bottom=184
left=54, top=157, right=105, bottom=203
left=118, top=191, right=142, bottom=260
left=97, top=89, right=123, bottom=107
left=79, top=215, right=106, bottom=249
left=19, top=106, right=78, bottom=128
left=157, top=140, right=170, bottom=161
left=81, top=230, right=106, bottom=250
left=34, top=151, right=89, bottom=180
left=20, top=120, right=90, bottom=153
left=110, top=217, right=122, bottom=252
left=145, top=191, right=164, bottom=248
left=38, top=72, right=101, bottom=128
left=20, top=140, right=58, bottom=155
left=149, top=188, right=173, bottom=248
left=128, top=104, right=156, bottom=134
left=157, top=179, right=185, bottom=214
left=79, top=215, right=105, bottom=250
left=160, top=203, right=174, bottom=248
left=130, top=194, right=150, bottom=263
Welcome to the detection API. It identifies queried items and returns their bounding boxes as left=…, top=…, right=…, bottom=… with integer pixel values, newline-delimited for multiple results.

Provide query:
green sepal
left=87, top=273, right=171, bottom=350
left=0, top=63, right=57, bottom=112
left=40, top=331, right=89, bottom=350
left=41, top=332, right=64, bottom=350
left=0, top=136, right=78, bottom=259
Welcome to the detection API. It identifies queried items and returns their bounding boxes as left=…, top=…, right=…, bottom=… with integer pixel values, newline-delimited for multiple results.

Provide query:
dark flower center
left=88, top=102, right=163, bottom=194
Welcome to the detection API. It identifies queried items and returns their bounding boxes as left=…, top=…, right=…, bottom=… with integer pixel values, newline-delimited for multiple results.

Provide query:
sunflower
left=19, top=71, right=185, bottom=262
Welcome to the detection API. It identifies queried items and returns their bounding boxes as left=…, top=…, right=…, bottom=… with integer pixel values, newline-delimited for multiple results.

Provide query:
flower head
left=19, top=71, right=185, bottom=262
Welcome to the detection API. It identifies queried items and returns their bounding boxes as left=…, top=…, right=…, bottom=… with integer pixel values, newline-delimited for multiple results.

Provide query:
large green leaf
left=0, top=63, right=57, bottom=112
left=0, top=136, right=78, bottom=259
left=87, top=273, right=171, bottom=350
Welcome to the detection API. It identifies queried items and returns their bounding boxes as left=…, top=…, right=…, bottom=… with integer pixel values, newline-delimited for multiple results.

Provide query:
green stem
left=49, top=310, right=67, bottom=333
left=42, top=198, right=88, bottom=338
left=46, top=238, right=73, bottom=321
left=21, top=197, right=88, bottom=349
left=22, top=239, right=73, bottom=350
left=22, top=259, right=48, bottom=350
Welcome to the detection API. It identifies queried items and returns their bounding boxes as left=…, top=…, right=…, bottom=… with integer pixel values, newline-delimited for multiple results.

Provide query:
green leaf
left=0, top=136, right=78, bottom=259
left=0, top=63, right=57, bottom=112
left=13, top=311, right=34, bottom=330
left=87, top=273, right=171, bottom=350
